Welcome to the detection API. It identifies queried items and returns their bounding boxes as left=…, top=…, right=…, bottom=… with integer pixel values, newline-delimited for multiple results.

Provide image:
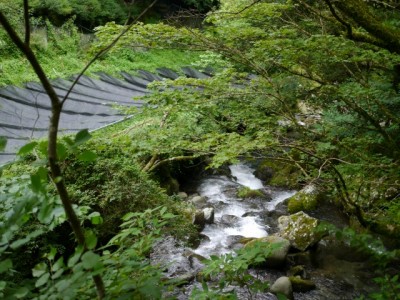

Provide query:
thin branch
left=148, top=155, right=198, bottom=172
left=324, top=0, right=353, bottom=37
left=1, top=6, right=107, bottom=299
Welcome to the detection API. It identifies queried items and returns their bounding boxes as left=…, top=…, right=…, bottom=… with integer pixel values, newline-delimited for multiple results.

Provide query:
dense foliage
left=95, top=0, right=400, bottom=236
left=1, top=0, right=400, bottom=298
left=30, top=0, right=128, bottom=28
left=28, top=0, right=219, bottom=29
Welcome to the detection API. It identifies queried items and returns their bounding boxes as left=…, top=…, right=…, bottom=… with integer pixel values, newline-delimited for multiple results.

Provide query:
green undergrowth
left=0, top=47, right=201, bottom=87
left=0, top=124, right=198, bottom=295
left=0, top=16, right=202, bottom=87
left=62, top=138, right=197, bottom=242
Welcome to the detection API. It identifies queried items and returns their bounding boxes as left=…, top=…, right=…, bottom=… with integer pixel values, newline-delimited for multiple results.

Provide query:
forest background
left=1, top=0, right=400, bottom=299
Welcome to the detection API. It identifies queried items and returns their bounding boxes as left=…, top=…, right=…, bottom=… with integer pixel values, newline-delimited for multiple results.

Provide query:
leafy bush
left=193, top=240, right=278, bottom=298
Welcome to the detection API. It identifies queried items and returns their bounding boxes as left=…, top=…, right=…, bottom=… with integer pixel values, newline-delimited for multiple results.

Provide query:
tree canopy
left=93, top=0, right=400, bottom=235
left=1, top=0, right=400, bottom=298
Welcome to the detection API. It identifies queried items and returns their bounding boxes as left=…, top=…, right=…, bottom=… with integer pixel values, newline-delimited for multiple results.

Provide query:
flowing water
left=154, top=163, right=378, bottom=299
left=195, top=163, right=295, bottom=257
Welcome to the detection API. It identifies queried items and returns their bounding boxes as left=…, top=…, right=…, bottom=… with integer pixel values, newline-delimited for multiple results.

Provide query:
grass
left=0, top=47, right=202, bottom=87
left=0, top=24, right=203, bottom=88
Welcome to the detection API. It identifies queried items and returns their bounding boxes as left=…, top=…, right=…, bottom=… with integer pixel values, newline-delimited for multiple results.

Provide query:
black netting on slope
left=94, top=72, right=149, bottom=94
left=137, top=70, right=163, bottom=82
left=0, top=67, right=209, bottom=165
left=25, top=82, right=135, bottom=107
left=120, top=71, right=152, bottom=88
left=181, top=67, right=210, bottom=79
left=156, top=67, right=180, bottom=80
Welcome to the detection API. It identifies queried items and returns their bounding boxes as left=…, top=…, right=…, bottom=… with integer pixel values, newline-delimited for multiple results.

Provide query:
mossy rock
left=287, top=265, right=307, bottom=278
left=255, top=159, right=300, bottom=188
left=289, top=276, right=316, bottom=292
left=278, top=211, right=321, bottom=251
left=287, top=184, right=322, bottom=214
left=245, top=236, right=290, bottom=268
left=237, top=186, right=264, bottom=198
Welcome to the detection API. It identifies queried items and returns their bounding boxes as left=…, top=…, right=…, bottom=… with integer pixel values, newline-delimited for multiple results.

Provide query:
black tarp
left=0, top=67, right=208, bottom=165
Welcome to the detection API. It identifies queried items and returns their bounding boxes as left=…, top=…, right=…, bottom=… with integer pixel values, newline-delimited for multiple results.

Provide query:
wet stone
left=270, top=276, right=294, bottom=300
left=220, top=214, right=241, bottom=225
left=226, top=235, right=245, bottom=250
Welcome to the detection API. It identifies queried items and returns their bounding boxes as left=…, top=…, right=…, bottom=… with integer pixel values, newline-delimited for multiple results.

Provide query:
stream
left=194, top=164, right=295, bottom=257
left=152, top=163, right=378, bottom=299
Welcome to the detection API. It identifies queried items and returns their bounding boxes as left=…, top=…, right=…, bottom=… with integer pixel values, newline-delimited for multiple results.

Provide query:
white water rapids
left=194, top=163, right=295, bottom=257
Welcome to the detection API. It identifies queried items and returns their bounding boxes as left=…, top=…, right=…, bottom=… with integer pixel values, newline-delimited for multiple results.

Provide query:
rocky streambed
left=151, top=163, right=379, bottom=299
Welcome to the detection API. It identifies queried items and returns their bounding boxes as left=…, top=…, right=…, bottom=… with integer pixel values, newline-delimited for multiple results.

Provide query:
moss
left=287, top=185, right=323, bottom=214
left=288, top=276, right=316, bottom=292
left=279, top=212, right=321, bottom=251
left=237, top=187, right=264, bottom=198
left=288, top=192, right=319, bottom=214
left=255, top=158, right=300, bottom=188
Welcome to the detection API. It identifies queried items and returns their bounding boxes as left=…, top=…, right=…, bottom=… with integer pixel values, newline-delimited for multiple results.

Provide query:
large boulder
left=287, top=184, right=322, bottom=214
left=278, top=211, right=321, bottom=251
left=177, top=192, right=188, bottom=200
left=270, top=276, right=293, bottom=300
left=255, top=158, right=300, bottom=188
left=189, top=195, right=207, bottom=208
left=245, top=235, right=290, bottom=268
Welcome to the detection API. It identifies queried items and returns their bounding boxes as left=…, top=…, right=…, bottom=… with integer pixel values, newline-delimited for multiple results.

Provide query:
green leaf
left=14, top=286, right=29, bottom=298
left=51, top=268, right=64, bottom=280
left=38, top=200, right=53, bottom=224
left=37, top=166, right=48, bottom=180
left=67, top=246, right=83, bottom=268
left=74, top=129, right=92, bottom=146
left=122, top=212, right=135, bottom=221
left=32, top=262, right=48, bottom=278
left=35, top=273, right=50, bottom=288
left=10, top=237, right=29, bottom=249
left=46, top=246, right=57, bottom=260
left=88, top=212, right=103, bottom=225
left=51, top=257, right=65, bottom=273
left=0, top=281, right=6, bottom=291
left=277, top=293, right=288, bottom=300
left=81, top=251, right=101, bottom=270
left=37, top=140, right=48, bottom=156
left=55, top=279, right=71, bottom=293
left=57, top=142, right=68, bottom=161
left=163, top=213, right=175, bottom=219
left=0, top=259, right=12, bottom=273
left=84, top=230, right=98, bottom=250
left=0, top=137, right=6, bottom=152
left=17, top=141, right=38, bottom=156
left=63, top=136, right=74, bottom=146
left=160, top=206, right=167, bottom=215
left=53, top=176, right=63, bottom=183
left=30, top=174, right=43, bottom=193
left=78, top=150, right=97, bottom=162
